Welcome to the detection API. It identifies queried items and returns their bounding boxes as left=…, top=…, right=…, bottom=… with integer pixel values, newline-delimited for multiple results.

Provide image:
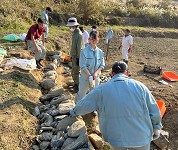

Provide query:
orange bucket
left=64, top=56, right=71, bottom=61
left=162, top=71, right=178, bottom=81
left=156, top=100, right=166, bottom=118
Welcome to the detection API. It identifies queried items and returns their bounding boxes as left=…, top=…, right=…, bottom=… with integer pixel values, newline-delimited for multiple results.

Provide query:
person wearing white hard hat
left=66, top=17, right=83, bottom=92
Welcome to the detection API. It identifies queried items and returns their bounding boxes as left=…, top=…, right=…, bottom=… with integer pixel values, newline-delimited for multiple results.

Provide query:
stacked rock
left=32, top=88, right=90, bottom=150
left=45, top=51, right=61, bottom=72
left=31, top=53, right=91, bottom=150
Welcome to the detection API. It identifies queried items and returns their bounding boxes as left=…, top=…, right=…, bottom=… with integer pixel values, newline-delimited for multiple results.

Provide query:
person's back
left=98, top=73, right=156, bottom=147
left=70, top=28, right=83, bottom=57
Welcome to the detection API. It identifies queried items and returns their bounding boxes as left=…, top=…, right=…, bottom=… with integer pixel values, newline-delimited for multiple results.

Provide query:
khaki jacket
left=70, top=28, right=83, bottom=58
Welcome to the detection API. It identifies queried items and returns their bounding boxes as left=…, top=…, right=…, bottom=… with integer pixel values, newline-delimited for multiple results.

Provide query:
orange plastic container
left=162, top=71, right=178, bottom=81
left=156, top=100, right=166, bottom=118
left=64, top=56, right=71, bottom=61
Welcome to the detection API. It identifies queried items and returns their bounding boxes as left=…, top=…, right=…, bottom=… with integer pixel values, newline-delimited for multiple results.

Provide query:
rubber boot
left=39, top=59, right=43, bottom=67
left=36, top=60, right=42, bottom=69
left=123, top=59, right=128, bottom=65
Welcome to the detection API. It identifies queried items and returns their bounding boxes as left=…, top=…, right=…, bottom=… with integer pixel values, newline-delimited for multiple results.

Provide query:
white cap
left=66, top=17, right=79, bottom=27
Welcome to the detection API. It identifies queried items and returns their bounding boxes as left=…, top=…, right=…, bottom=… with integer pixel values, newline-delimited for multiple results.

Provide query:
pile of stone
left=44, top=51, right=61, bottom=72
left=32, top=87, right=90, bottom=150
left=31, top=54, right=92, bottom=150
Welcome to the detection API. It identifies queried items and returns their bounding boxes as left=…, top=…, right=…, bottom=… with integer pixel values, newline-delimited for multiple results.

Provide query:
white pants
left=121, top=48, right=128, bottom=60
left=27, top=40, right=46, bottom=61
left=111, top=143, right=150, bottom=150
left=44, top=24, right=49, bottom=38
left=75, top=76, right=100, bottom=103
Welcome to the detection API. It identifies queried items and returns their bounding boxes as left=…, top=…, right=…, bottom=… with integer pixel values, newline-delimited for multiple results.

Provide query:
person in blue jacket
left=75, top=31, right=105, bottom=103
left=70, top=61, right=162, bottom=150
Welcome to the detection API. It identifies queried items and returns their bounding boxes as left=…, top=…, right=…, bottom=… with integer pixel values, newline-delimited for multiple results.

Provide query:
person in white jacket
left=120, top=29, right=133, bottom=65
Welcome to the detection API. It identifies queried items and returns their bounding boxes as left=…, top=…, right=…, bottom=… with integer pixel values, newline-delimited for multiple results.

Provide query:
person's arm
left=70, top=87, right=101, bottom=116
left=93, top=68, right=102, bottom=80
left=79, top=51, right=91, bottom=77
left=42, top=32, right=45, bottom=46
left=93, top=51, right=105, bottom=80
left=31, top=34, right=39, bottom=52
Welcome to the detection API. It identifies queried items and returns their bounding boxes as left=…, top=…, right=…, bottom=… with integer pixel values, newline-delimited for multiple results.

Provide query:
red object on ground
left=162, top=71, right=178, bottom=81
left=64, top=56, right=71, bottom=61
left=156, top=100, right=166, bottom=118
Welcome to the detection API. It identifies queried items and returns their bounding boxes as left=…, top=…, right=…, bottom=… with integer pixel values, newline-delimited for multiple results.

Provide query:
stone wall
left=31, top=51, right=93, bottom=150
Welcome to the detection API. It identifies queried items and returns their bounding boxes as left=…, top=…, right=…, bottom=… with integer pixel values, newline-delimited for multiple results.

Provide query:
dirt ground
left=1, top=33, right=178, bottom=149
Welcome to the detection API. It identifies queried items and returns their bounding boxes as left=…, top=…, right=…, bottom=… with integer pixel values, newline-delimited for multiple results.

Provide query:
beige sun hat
left=66, top=17, right=79, bottom=27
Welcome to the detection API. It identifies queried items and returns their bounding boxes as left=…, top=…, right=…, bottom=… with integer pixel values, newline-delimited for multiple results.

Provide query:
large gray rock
left=88, top=133, right=104, bottom=150
left=50, top=131, right=65, bottom=148
left=56, top=116, right=77, bottom=131
left=68, top=62, right=72, bottom=68
left=62, top=134, right=88, bottom=150
left=40, top=79, right=55, bottom=90
left=50, top=94, right=71, bottom=105
left=153, top=130, right=170, bottom=149
left=39, top=141, right=50, bottom=150
left=46, top=51, right=60, bottom=56
left=39, top=104, right=50, bottom=112
left=45, top=63, right=57, bottom=71
left=53, top=56, right=60, bottom=67
left=60, top=100, right=73, bottom=104
left=61, top=138, right=76, bottom=149
left=41, top=113, right=53, bottom=127
left=32, top=145, right=40, bottom=150
left=68, top=120, right=86, bottom=138
left=48, top=109, right=60, bottom=116
left=37, top=132, right=53, bottom=141
left=33, top=106, right=40, bottom=116
left=44, top=70, right=57, bottom=78
left=40, top=87, right=64, bottom=102
left=48, top=87, right=64, bottom=96
left=54, top=115, right=68, bottom=121
left=58, top=102, right=74, bottom=114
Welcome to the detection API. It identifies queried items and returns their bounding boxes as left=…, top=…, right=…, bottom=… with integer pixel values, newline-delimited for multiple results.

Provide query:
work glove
left=153, top=129, right=160, bottom=140
left=76, top=58, right=79, bottom=66
left=89, top=75, right=95, bottom=88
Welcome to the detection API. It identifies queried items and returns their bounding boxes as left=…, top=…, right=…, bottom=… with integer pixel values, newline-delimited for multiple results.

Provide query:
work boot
left=123, top=59, right=128, bottom=65
left=36, top=60, right=42, bottom=69
left=70, top=84, right=78, bottom=93
left=45, top=38, right=48, bottom=43
left=39, top=59, right=44, bottom=67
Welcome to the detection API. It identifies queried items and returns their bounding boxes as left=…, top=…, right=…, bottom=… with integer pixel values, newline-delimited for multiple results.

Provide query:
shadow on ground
left=0, top=97, right=38, bottom=114
left=0, top=70, right=40, bottom=90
